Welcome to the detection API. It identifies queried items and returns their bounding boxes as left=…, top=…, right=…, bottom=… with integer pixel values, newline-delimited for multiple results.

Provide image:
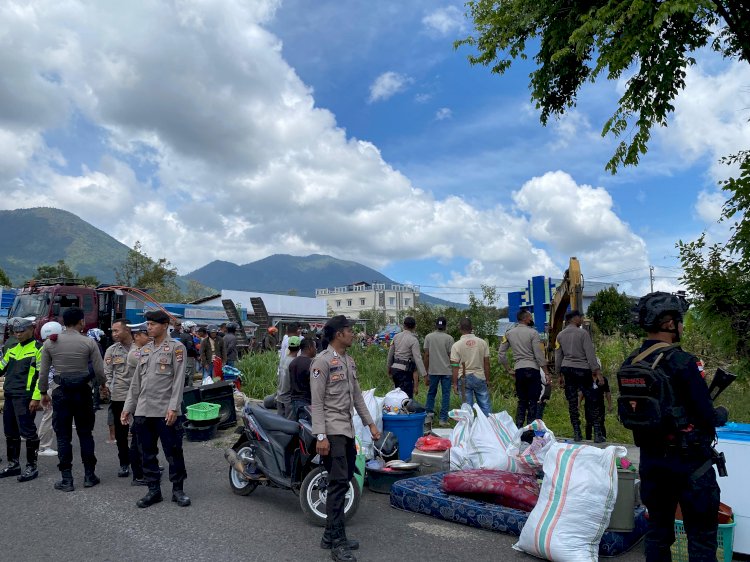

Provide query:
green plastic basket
left=186, top=402, right=220, bottom=421
left=671, top=519, right=735, bottom=562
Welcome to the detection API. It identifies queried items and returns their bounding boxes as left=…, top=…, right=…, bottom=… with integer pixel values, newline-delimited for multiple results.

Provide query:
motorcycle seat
left=249, top=405, right=300, bottom=435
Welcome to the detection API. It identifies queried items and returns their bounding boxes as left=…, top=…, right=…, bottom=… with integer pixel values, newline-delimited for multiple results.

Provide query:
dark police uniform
left=624, top=341, right=721, bottom=562
left=311, top=340, right=373, bottom=557
left=0, top=336, right=42, bottom=479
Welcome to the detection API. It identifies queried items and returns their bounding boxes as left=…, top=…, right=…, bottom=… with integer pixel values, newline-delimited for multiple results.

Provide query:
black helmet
left=636, top=292, right=690, bottom=331
left=373, top=431, right=399, bottom=462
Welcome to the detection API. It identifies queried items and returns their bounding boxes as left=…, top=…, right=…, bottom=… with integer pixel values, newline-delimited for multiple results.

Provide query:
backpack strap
left=631, top=343, right=678, bottom=365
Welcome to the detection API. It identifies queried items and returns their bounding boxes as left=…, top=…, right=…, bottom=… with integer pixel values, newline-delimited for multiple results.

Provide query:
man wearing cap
left=450, top=318, right=492, bottom=416
left=199, top=324, right=225, bottom=382
left=262, top=326, right=278, bottom=352
left=311, top=315, right=381, bottom=561
left=555, top=310, right=603, bottom=442
left=122, top=310, right=189, bottom=508
left=124, top=322, right=150, bottom=486
left=423, top=317, right=454, bottom=427
left=386, top=316, right=427, bottom=398
left=104, top=319, right=135, bottom=478
left=276, top=335, right=301, bottom=417
left=0, top=317, right=43, bottom=481
left=39, top=307, right=106, bottom=491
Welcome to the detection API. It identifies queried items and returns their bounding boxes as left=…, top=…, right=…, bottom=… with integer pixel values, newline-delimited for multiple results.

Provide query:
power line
left=587, top=267, right=649, bottom=280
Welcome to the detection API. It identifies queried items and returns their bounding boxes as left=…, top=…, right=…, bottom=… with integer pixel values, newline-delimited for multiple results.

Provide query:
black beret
left=145, top=310, right=171, bottom=324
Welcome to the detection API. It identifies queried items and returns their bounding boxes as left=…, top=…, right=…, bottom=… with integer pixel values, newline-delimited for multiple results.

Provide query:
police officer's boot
left=593, top=424, right=606, bottom=444
left=18, top=439, right=39, bottom=482
left=54, top=469, right=75, bottom=492
left=137, top=484, right=163, bottom=508
left=321, top=523, right=360, bottom=551
left=572, top=421, right=583, bottom=442
left=84, top=466, right=101, bottom=488
left=0, top=439, right=22, bottom=478
left=171, top=482, right=191, bottom=507
left=330, top=524, right=356, bottom=562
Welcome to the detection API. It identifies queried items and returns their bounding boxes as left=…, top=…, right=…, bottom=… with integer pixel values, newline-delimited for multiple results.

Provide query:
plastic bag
left=353, top=389, right=383, bottom=459
left=506, top=419, right=555, bottom=474
left=383, top=388, right=409, bottom=415
left=514, top=444, right=625, bottom=561
left=415, top=435, right=452, bottom=452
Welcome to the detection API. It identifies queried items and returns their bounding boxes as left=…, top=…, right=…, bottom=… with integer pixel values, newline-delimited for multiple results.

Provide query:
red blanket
left=441, top=469, right=540, bottom=512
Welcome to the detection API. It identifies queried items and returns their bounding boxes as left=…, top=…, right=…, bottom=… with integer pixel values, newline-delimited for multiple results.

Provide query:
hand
left=452, top=384, right=458, bottom=394
left=608, top=405, right=614, bottom=414
left=424, top=376, right=430, bottom=386
left=100, top=386, right=110, bottom=400
left=120, top=410, right=131, bottom=426
left=414, top=384, right=419, bottom=396
left=29, top=400, right=42, bottom=413
left=369, top=423, right=381, bottom=442
left=316, top=438, right=330, bottom=456
left=165, top=410, right=177, bottom=426
left=558, top=376, right=564, bottom=388
left=41, top=395, right=51, bottom=408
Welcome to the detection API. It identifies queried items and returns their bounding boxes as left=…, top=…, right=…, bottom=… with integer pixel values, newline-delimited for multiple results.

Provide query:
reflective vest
left=0, top=339, right=42, bottom=400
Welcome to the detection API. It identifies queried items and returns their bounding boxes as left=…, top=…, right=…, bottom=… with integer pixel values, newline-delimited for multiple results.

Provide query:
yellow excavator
left=545, top=257, right=584, bottom=368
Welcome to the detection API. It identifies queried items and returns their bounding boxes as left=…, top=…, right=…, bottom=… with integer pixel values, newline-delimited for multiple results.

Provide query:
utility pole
left=649, top=266, right=654, bottom=293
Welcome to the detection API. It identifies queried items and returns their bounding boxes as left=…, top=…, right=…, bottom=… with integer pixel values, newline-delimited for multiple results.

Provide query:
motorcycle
left=225, top=403, right=365, bottom=526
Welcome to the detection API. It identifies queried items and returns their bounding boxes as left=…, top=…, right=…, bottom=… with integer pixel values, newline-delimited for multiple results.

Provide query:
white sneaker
left=38, top=448, right=58, bottom=456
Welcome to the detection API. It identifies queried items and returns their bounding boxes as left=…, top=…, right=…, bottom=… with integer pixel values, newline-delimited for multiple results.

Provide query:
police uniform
left=555, top=322, right=601, bottom=441
left=104, top=339, right=134, bottom=475
left=386, top=330, right=426, bottom=398
left=0, top=323, right=42, bottom=481
left=498, top=323, right=547, bottom=427
left=123, top=313, right=188, bottom=506
left=311, top=330, right=373, bottom=558
left=626, top=341, right=721, bottom=561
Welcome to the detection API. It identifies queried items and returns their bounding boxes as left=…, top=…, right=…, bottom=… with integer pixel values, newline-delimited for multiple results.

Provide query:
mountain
left=0, top=207, right=132, bottom=285
left=186, top=254, right=465, bottom=308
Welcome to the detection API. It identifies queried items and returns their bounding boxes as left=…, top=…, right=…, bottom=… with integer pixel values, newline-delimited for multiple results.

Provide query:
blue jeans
left=424, top=374, right=451, bottom=422
left=459, top=374, right=491, bottom=416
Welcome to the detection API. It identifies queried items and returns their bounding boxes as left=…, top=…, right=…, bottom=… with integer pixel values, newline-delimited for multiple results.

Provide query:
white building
left=315, top=281, right=419, bottom=324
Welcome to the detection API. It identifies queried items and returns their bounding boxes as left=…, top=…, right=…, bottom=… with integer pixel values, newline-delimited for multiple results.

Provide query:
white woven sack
left=448, top=403, right=475, bottom=470
left=506, top=419, right=556, bottom=474
left=513, top=443, right=625, bottom=561
left=466, top=404, right=520, bottom=471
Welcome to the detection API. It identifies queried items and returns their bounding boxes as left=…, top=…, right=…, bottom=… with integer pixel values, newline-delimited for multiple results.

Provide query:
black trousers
left=134, top=416, right=186, bottom=489
left=109, top=401, right=143, bottom=477
left=3, top=395, right=39, bottom=441
left=391, top=369, right=415, bottom=398
left=322, top=435, right=356, bottom=529
left=514, top=368, right=542, bottom=427
left=562, top=367, right=598, bottom=432
left=51, top=385, right=96, bottom=471
left=640, top=452, right=720, bottom=562
left=585, top=390, right=607, bottom=440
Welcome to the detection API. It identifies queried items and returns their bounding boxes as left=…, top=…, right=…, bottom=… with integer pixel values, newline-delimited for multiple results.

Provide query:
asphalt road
left=0, top=409, right=645, bottom=562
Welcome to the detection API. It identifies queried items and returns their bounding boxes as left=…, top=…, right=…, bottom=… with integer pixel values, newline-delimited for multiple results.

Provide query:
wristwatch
left=317, top=434, right=327, bottom=441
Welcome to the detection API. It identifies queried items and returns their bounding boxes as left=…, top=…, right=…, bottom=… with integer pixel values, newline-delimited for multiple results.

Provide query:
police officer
left=555, top=310, right=603, bottom=442
left=171, top=320, right=198, bottom=387
left=125, top=322, right=150, bottom=486
left=623, top=293, right=728, bottom=561
left=0, top=317, right=42, bottom=482
left=39, top=307, right=106, bottom=491
left=311, top=315, right=380, bottom=562
left=122, top=310, right=190, bottom=508
left=386, top=316, right=426, bottom=398
left=498, top=309, right=549, bottom=427
left=104, top=319, right=135, bottom=478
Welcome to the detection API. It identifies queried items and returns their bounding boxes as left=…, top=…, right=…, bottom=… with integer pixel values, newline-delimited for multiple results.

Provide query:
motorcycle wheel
left=228, top=444, right=259, bottom=496
left=299, top=465, right=361, bottom=527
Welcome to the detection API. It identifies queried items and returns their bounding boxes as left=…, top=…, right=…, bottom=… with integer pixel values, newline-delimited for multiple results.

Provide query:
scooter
left=225, top=403, right=365, bottom=526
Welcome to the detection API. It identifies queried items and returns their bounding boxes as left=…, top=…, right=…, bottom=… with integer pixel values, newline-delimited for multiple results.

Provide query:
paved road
left=0, top=410, right=645, bottom=561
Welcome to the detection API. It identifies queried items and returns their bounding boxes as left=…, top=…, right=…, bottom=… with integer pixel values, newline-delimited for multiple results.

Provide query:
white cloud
left=435, top=107, right=452, bottom=120
left=368, top=71, right=413, bottom=103
left=695, top=189, right=725, bottom=224
left=414, top=92, right=432, bottom=103
left=422, top=6, right=465, bottom=36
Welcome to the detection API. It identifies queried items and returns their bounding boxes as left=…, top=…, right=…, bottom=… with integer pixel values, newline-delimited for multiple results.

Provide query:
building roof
left=194, top=289, right=327, bottom=318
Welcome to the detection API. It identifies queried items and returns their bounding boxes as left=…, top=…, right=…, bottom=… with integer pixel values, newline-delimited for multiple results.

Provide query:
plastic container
left=184, top=420, right=219, bottom=442
left=608, top=469, right=637, bottom=531
left=671, top=520, right=734, bottom=562
left=366, top=467, right=419, bottom=494
left=186, top=402, right=220, bottom=421
left=716, top=422, right=750, bottom=554
left=383, top=412, right=427, bottom=461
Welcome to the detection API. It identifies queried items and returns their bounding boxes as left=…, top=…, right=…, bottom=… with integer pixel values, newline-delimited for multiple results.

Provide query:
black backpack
left=616, top=343, right=688, bottom=432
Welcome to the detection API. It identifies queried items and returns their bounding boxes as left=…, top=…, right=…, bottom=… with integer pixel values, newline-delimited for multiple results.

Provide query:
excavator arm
left=545, top=257, right=583, bottom=370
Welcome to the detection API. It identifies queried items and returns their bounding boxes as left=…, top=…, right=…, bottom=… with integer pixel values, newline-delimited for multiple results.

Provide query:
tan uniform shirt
left=310, top=347, right=373, bottom=438
left=124, top=336, right=186, bottom=417
left=387, top=330, right=427, bottom=378
left=498, top=324, right=546, bottom=370
left=104, top=341, right=133, bottom=401
left=555, top=324, right=598, bottom=372
left=450, top=334, right=490, bottom=379
left=38, top=329, right=105, bottom=393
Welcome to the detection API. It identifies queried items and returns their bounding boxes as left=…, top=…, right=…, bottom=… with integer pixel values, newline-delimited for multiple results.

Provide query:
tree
left=466, top=284, right=502, bottom=343
left=0, top=267, right=11, bottom=287
left=184, top=279, right=214, bottom=303
left=358, top=308, right=388, bottom=334
left=36, top=260, right=75, bottom=279
left=114, top=241, right=181, bottom=301
left=586, top=287, right=638, bottom=335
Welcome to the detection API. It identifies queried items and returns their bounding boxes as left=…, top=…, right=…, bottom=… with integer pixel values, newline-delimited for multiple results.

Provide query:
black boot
left=117, top=465, right=130, bottom=478
left=330, top=524, right=357, bottom=562
left=18, top=439, right=39, bottom=482
left=137, top=485, right=163, bottom=508
left=54, top=469, right=75, bottom=492
left=0, top=439, right=22, bottom=478
left=321, top=525, right=360, bottom=550
left=172, top=483, right=191, bottom=507
left=131, top=477, right=148, bottom=486
left=572, top=422, right=583, bottom=442
left=84, top=466, right=100, bottom=488
left=593, top=424, right=606, bottom=443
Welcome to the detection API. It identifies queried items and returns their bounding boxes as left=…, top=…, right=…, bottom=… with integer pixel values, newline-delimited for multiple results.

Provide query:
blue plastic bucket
left=382, top=412, right=427, bottom=461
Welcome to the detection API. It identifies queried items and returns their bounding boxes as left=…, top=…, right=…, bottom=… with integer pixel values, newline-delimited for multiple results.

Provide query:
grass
left=237, top=336, right=749, bottom=445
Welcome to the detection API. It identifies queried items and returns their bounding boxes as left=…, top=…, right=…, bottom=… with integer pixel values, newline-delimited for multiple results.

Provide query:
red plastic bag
left=441, top=469, right=540, bottom=512
left=415, top=435, right=452, bottom=452
left=213, top=356, right=224, bottom=379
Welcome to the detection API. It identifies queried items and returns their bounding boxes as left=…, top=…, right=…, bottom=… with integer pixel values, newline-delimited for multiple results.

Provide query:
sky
left=0, top=0, right=747, bottom=304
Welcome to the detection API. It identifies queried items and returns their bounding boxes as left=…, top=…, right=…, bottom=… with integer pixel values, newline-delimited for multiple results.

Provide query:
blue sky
left=0, top=1, right=746, bottom=303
